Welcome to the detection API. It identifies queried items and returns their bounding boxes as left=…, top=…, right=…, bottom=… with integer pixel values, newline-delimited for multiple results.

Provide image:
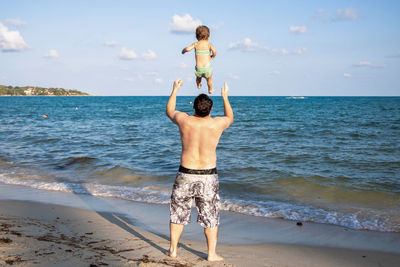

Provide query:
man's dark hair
left=196, top=25, right=210, bottom=41
left=194, top=94, right=213, bottom=117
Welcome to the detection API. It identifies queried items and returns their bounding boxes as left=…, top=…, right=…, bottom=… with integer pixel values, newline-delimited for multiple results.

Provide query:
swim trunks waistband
left=179, top=165, right=217, bottom=175
left=195, top=65, right=211, bottom=70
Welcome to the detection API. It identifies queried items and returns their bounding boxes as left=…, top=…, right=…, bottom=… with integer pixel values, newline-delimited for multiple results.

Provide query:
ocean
left=0, top=96, right=399, bottom=232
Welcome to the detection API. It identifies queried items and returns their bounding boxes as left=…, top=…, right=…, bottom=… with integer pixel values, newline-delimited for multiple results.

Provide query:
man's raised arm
left=220, top=82, right=234, bottom=129
left=166, top=79, right=187, bottom=124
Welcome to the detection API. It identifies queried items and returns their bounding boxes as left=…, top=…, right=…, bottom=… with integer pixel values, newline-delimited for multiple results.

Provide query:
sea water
left=0, top=96, right=399, bottom=232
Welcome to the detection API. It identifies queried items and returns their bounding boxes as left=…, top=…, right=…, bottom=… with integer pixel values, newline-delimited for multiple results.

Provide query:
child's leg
left=206, top=75, right=214, bottom=94
left=196, top=76, right=202, bottom=89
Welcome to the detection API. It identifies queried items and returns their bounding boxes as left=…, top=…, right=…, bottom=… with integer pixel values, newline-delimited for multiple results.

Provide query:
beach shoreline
left=1, top=183, right=400, bottom=266
left=1, top=199, right=399, bottom=267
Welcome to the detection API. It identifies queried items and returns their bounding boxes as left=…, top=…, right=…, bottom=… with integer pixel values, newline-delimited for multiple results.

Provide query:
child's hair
left=196, top=26, right=210, bottom=41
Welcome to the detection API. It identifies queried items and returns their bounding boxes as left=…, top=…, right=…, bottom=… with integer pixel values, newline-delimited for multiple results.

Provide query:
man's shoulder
left=169, top=111, right=189, bottom=125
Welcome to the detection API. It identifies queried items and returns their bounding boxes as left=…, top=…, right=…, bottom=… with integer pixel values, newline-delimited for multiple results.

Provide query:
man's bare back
left=178, top=115, right=226, bottom=169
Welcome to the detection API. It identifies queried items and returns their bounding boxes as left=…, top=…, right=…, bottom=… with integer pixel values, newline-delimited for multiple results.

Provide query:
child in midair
left=182, top=25, right=216, bottom=94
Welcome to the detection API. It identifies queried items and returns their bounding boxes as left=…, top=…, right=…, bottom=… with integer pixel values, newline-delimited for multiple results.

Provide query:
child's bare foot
left=207, top=253, right=223, bottom=262
left=196, top=77, right=202, bottom=89
left=208, top=87, right=214, bottom=94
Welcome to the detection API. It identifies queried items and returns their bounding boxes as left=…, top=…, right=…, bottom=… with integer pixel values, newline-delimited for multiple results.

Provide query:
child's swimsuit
left=170, top=165, right=220, bottom=228
left=195, top=65, right=212, bottom=79
left=194, top=42, right=212, bottom=79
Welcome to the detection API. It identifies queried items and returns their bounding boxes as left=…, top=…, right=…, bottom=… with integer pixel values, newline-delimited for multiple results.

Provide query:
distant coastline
left=0, top=85, right=90, bottom=96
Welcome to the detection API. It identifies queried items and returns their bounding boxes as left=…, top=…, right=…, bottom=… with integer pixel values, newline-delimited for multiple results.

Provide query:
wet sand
left=1, top=199, right=399, bottom=267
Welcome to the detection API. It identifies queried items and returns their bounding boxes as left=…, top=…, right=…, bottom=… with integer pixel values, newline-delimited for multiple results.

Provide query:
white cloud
left=133, top=73, right=144, bottom=81
left=269, top=71, right=281, bottom=76
left=228, top=38, right=307, bottom=55
left=343, top=73, right=352, bottom=77
left=316, top=8, right=325, bottom=15
left=281, top=49, right=289, bottom=55
left=210, top=22, right=224, bottom=30
left=119, top=48, right=157, bottom=60
left=335, top=8, right=358, bottom=21
left=5, top=18, right=27, bottom=26
left=170, top=14, right=202, bottom=34
left=43, top=49, right=59, bottom=58
left=289, top=25, right=308, bottom=34
left=228, top=38, right=269, bottom=52
left=104, top=40, right=119, bottom=47
left=227, top=73, right=240, bottom=80
left=352, top=61, right=386, bottom=68
left=315, top=8, right=358, bottom=22
left=144, top=72, right=158, bottom=76
left=155, top=78, right=163, bottom=84
left=354, top=61, right=371, bottom=67
left=313, top=8, right=335, bottom=22
left=119, top=47, right=138, bottom=60
left=0, top=22, right=29, bottom=52
left=314, top=8, right=329, bottom=22
left=141, top=49, right=157, bottom=59
left=178, top=62, right=189, bottom=68
left=291, top=47, right=307, bottom=55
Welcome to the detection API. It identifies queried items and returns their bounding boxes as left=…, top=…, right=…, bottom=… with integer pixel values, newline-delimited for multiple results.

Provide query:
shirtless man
left=166, top=79, right=233, bottom=262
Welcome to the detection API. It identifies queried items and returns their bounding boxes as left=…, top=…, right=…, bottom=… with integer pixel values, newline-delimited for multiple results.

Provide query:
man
left=166, top=79, right=233, bottom=262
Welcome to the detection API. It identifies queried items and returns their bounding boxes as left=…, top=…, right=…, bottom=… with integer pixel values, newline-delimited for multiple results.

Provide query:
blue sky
left=1, top=0, right=399, bottom=96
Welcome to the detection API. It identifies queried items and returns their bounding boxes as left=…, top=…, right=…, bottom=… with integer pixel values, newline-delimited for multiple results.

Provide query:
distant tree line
left=0, top=85, right=89, bottom=96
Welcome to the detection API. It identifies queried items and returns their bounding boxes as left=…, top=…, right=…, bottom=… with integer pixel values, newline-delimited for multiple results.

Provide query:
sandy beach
left=1, top=198, right=399, bottom=267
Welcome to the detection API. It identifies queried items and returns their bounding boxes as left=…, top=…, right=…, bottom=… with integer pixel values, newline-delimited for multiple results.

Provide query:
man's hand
left=167, top=78, right=188, bottom=124
left=221, top=82, right=229, bottom=98
left=217, top=82, right=233, bottom=129
left=173, top=79, right=183, bottom=91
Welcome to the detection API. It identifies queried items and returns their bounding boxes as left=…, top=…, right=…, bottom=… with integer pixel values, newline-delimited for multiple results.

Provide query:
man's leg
left=204, top=226, right=223, bottom=262
left=169, top=222, right=184, bottom=258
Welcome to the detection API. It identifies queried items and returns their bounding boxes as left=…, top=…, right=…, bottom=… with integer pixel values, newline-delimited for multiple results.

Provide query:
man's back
left=178, top=115, right=224, bottom=169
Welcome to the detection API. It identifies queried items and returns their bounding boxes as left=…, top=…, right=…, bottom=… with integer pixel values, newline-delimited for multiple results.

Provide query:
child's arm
left=210, top=42, right=217, bottom=59
left=182, top=43, right=196, bottom=54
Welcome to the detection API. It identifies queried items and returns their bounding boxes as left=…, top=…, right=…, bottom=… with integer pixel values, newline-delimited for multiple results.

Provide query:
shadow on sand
left=61, top=179, right=208, bottom=260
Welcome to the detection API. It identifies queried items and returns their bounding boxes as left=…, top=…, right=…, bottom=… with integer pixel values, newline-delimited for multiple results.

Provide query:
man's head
left=196, top=25, right=210, bottom=41
left=194, top=94, right=213, bottom=117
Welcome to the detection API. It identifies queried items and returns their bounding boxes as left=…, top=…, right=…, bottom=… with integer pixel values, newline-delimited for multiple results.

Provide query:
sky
left=1, top=0, right=399, bottom=96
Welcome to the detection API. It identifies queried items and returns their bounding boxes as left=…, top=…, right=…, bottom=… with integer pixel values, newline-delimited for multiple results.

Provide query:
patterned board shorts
left=170, top=165, right=220, bottom=228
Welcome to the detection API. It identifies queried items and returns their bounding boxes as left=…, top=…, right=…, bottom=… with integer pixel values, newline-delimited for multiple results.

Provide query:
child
left=182, top=25, right=216, bottom=94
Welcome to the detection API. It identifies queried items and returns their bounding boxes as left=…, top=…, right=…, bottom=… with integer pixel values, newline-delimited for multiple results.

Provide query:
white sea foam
left=0, top=174, right=171, bottom=205
left=220, top=198, right=394, bottom=232
left=0, top=174, right=397, bottom=232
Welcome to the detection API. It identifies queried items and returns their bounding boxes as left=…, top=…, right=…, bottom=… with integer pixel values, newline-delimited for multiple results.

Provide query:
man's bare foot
left=207, top=254, right=223, bottom=262
left=197, top=82, right=202, bottom=89
left=166, top=249, right=177, bottom=258
left=208, top=87, right=214, bottom=94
